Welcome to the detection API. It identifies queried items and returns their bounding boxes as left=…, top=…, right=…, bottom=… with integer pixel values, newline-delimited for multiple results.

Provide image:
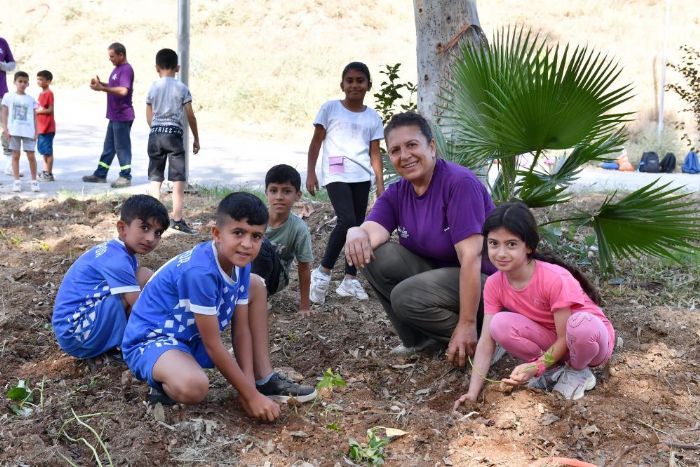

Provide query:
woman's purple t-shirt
left=367, top=159, right=496, bottom=272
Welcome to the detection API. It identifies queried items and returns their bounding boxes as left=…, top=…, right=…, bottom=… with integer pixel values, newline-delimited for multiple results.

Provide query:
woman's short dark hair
left=120, top=194, right=169, bottom=230
left=217, top=192, right=269, bottom=226
left=384, top=112, right=433, bottom=143
left=342, top=62, right=372, bottom=89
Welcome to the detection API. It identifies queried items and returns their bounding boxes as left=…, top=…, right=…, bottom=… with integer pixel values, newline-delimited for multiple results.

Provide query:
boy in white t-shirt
left=1, top=71, right=39, bottom=192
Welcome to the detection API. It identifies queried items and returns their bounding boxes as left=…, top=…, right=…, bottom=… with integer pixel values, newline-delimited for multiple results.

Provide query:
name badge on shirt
left=329, top=155, right=346, bottom=174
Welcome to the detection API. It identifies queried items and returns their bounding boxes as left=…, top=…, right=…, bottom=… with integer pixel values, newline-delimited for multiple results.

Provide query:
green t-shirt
left=266, top=214, right=313, bottom=290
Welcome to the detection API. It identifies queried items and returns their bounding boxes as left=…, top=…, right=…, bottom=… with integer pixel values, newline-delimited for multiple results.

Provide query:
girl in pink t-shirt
left=455, top=202, right=615, bottom=405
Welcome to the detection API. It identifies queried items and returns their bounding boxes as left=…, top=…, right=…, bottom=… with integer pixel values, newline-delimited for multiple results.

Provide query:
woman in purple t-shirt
left=345, top=112, right=495, bottom=367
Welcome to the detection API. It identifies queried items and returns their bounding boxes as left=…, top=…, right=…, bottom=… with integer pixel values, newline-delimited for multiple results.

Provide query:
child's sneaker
left=31, top=181, right=40, bottom=192
left=256, top=372, right=317, bottom=403
left=552, top=366, right=596, bottom=400
left=310, top=267, right=331, bottom=304
left=146, top=386, right=177, bottom=406
left=335, top=276, right=369, bottom=300
left=38, top=171, right=54, bottom=182
left=527, top=366, right=561, bottom=390
left=12, top=180, right=21, bottom=192
left=170, top=219, right=195, bottom=235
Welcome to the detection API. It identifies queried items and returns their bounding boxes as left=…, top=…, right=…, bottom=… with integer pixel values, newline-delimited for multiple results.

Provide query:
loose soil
left=0, top=194, right=698, bottom=466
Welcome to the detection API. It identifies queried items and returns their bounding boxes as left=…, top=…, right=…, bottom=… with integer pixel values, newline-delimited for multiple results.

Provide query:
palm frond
left=581, top=180, right=700, bottom=273
left=438, top=26, right=634, bottom=160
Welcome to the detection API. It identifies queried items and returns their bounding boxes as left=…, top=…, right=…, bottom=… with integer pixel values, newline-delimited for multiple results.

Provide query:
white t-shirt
left=146, top=77, right=193, bottom=130
left=313, top=100, right=383, bottom=186
left=1, top=92, right=37, bottom=138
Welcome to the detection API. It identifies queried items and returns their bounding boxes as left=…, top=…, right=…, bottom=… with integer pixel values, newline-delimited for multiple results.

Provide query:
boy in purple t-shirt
left=1, top=37, right=17, bottom=164
left=82, top=42, right=135, bottom=188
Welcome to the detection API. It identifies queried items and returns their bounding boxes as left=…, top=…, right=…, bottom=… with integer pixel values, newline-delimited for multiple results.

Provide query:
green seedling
left=325, top=422, right=342, bottom=432
left=10, top=237, right=21, bottom=246
left=7, top=379, right=37, bottom=417
left=317, top=368, right=347, bottom=391
left=348, top=428, right=389, bottom=465
left=467, top=356, right=501, bottom=384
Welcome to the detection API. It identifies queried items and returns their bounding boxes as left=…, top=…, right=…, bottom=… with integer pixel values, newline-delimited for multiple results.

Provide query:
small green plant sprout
left=317, top=368, right=347, bottom=391
left=6, top=379, right=38, bottom=417
left=347, top=427, right=408, bottom=465
left=325, top=421, right=342, bottom=432
left=33, top=238, right=51, bottom=252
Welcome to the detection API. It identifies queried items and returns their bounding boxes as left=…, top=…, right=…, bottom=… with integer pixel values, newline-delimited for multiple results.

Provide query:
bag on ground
left=659, top=153, right=676, bottom=173
left=681, top=150, right=700, bottom=174
left=638, top=151, right=660, bottom=173
left=250, top=237, right=285, bottom=296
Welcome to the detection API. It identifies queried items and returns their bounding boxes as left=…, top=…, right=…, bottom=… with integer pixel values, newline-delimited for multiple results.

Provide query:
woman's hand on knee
left=345, top=227, right=374, bottom=268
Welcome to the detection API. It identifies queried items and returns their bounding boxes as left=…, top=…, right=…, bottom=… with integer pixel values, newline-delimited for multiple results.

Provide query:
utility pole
left=178, top=0, right=196, bottom=192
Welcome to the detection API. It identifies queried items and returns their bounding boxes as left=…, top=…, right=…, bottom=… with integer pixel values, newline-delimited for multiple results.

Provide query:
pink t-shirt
left=484, top=260, right=613, bottom=338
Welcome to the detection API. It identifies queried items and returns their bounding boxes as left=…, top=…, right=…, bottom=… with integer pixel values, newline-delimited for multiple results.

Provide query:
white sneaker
left=12, top=180, right=21, bottom=192
left=309, top=267, right=331, bottom=304
left=552, top=366, right=596, bottom=400
left=527, top=366, right=561, bottom=390
left=335, top=276, right=369, bottom=300
left=30, top=180, right=40, bottom=192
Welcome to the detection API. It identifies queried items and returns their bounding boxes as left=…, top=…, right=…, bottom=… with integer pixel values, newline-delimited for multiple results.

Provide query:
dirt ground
left=0, top=194, right=698, bottom=466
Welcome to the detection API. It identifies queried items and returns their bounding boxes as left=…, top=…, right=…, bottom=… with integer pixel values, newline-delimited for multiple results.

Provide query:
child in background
left=251, top=164, right=314, bottom=316
left=306, top=61, right=384, bottom=304
left=121, top=193, right=316, bottom=419
left=146, top=48, right=200, bottom=234
left=454, top=202, right=615, bottom=405
left=36, top=70, right=56, bottom=182
left=1, top=71, right=38, bottom=192
left=52, top=195, right=169, bottom=369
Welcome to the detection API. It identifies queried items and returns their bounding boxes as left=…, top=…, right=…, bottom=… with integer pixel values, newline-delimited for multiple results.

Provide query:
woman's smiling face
left=386, top=125, right=437, bottom=187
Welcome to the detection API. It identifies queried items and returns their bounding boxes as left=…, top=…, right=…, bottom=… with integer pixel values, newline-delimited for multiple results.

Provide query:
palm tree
left=437, top=26, right=700, bottom=274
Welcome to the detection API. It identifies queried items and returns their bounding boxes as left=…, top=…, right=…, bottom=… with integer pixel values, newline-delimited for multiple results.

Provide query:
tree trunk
left=413, top=0, right=483, bottom=123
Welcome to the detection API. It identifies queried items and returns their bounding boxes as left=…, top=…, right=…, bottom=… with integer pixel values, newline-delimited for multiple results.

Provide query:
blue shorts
left=123, top=336, right=213, bottom=388
left=38, top=133, right=55, bottom=156
left=55, top=294, right=127, bottom=359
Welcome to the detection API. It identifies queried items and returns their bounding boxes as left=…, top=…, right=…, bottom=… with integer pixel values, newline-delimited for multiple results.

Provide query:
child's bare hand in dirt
left=240, top=392, right=280, bottom=422
left=502, top=362, right=537, bottom=386
left=453, top=391, right=478, bottom=411
left=297, top=307, right=314, bottom=318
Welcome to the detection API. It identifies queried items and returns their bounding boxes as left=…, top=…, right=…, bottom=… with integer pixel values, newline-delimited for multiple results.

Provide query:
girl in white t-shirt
left=306, top=62, right=384, bottom=304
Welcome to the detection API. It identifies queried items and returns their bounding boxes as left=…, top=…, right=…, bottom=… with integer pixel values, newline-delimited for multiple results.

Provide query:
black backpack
left=659, top=152, right=676, bottom=173
left=638, top=151, right=660, bottom=173
left=251, top=237, right=286, bottom=296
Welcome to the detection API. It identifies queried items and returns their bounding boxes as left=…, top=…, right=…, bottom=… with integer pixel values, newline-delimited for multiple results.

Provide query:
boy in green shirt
left=252, top=164, right=314, bottom=316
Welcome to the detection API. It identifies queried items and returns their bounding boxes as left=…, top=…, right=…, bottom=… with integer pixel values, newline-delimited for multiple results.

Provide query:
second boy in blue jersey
left=122, top=192, right=316, bottom=421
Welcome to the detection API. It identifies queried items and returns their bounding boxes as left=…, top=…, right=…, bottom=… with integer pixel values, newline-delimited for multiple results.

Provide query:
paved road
left=1, top=89, right=698, bottom=199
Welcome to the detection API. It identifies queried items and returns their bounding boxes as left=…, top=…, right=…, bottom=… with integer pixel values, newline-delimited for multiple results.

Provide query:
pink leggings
left=489, top=312, right=613, bottom=370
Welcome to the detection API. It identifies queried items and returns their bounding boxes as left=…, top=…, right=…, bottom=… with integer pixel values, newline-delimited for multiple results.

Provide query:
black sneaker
left=110, top=176, right=131, bottom=188
left=82, top=174, right=107, bottom=183
left=38, top=171, right=55, bottom=182
left=256, top=372, right=317, bottom=403
left=170, top=219, right=196, bottom=235
left=146, top=386, right=177, bottom=406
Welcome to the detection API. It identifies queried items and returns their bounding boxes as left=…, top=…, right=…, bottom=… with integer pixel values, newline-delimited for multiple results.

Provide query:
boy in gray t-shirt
left=146, top=48, right=200, bottom=235
left=252, top=165, right=314, bottom=316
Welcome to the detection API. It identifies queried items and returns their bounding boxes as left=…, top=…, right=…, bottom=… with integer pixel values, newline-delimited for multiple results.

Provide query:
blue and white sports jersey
left=122, top=241, right=250, bottom=354
left=52, top=239, right=139, bottom=344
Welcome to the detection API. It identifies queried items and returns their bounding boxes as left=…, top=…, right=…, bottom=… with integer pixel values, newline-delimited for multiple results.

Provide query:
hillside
left=2, top=0, right=699, bottom=151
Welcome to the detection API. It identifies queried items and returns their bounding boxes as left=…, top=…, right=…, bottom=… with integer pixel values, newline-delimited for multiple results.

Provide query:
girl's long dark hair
left=482, top=202, right=602, bottom=305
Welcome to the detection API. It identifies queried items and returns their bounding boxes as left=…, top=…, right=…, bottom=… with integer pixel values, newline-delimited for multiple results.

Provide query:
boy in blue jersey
left=52, top=195, right=169, bottom=367
left=122, top=192, right=316, bottom=421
